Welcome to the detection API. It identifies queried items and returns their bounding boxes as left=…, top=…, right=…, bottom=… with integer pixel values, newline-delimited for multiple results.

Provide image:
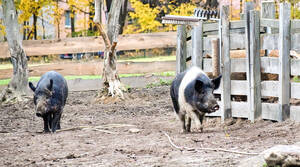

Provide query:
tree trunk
left=119, top=0, right=128, bottom=34
left=56, top=0, right=60, bottom=39
left=1, top=0, right=29, bottom=102
left=94, top=0, right=123, bottom=98
left=33, top=14, right=37, bottom=40
left=71, top=11, right=75, bottom=37
left=41, top=11, right=46, bottom=39
left=89, top=1, right=95, bottom=32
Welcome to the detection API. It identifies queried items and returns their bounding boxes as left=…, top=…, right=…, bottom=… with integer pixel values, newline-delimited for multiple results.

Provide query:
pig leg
left=192, top=111, right=203, bottom=132
left=56, top=113, right=62, bottom=130
left=51, top=112, right=61, bottom=132
left=186, top=116, right=192, bottom=132
left=195, top=112, right=205, bottom=132
left=49, top=114, right=53, bottom=130
left=42, top=114, right=51, bottom=133
left=178, top=112, right=188, bottom=133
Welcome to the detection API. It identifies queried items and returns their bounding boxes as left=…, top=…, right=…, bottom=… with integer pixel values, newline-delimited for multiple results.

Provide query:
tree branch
left=95, top=23, right=111, bottom=49
left=111, top=42, right=117, bottom=53
left=162, top=131, right=259, bottom=156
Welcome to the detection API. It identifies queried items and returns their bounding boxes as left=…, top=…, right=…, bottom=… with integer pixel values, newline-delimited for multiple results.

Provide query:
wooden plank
left=261, top=81, right=300, bottom=99
left=192, top=21, right=203, bottom=68
left=291, top=59, right=300, bottom=76
left=207, top=101, right=249, bottom=118
left=261, top=1, right=276, bottom=57
left=260, top=19, right=279, bottom=28
left=261, top=81, right=278, bottom=97
left=230, top=20, right=246, bottom=29
left=203, top=22, right=219, bottom=32
left=0, top=32, right=178, bottom=58
left=211, top=38, right=220, bottom=77
left=278, top=3, right=291, bottom=121
left=214, top=80, right=248, bottom=95
left=260, top=57, right=279, bottom=74
left=291, top=20, right=300, bottom=29
left=291, top=82, right=300, bottom=99
left=292, top=33, right=300, bottom=51
left=249, top=10, right=262, bottom=122
left=261, top=33, right=300, bottom=51
left=261, top=34, right=278, bottom=50
left=220, top=5, right=232, bottom=121
left=203, top=28, right=246, bottom=36
left=204, top=57, right=300, bottom=76
left=290, top=106, right=300, bottom=122
left=176, top=25, right=187, bottom=74
left=202, top=21, right=245, bottom=33
left=203, top=34, right=245, bottom=51
left=214, top=81, right=300, bottom=99
left=232, top=102, right=249, bottom=118
left=262, top=103, right=280, bottom=121
left=244, top=2, right=255, bottom=122
left=261, top=1, right=276, bottom=19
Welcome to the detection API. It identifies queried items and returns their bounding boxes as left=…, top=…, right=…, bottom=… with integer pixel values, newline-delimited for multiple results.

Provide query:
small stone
left=263, top=145, right=300, bottom=167
left=129, top=128, right=141, bottom=133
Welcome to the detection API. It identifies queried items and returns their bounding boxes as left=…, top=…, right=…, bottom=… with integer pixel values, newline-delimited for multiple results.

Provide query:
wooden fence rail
left=0, top=32, right=177, bottom=58
left=173, top=2, right=300, bottom=122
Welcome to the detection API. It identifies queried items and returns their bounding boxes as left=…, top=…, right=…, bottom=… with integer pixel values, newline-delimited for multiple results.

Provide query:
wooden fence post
left=211, top=38, right=220, bottom=77
left=244, top=2, right=254, bottom=121
left=261, top=1, right=275, bottom=57
left=279, top=3, right=291, bottom=121
left=220, top=5, right=231, bottom=121
left=249, top=10, right=262, bottom=122
left=192, top=21, right=203, bottom=68
left=176, top=25, right=187, bottom=74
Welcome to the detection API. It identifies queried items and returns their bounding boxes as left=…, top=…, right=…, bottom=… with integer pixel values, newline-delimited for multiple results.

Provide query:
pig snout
left=35, top=101, right=47, bottom=117
left=212, top=104, right=219, bottom=111
left=208, top=101, right=219, bottom=113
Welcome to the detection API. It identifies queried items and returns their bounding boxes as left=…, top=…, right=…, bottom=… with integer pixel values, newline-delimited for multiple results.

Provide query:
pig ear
left=29, top=82, right=36, bottom=92
left=47, top=79, right=53, bottom=91
left=212, top=75, right=222, bottom=90
left=195, top=79, right=203, bottom=92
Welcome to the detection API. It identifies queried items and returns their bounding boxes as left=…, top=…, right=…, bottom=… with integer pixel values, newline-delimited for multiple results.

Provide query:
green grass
left=119, top=55, right=176, bottom=62
left=146, top=78, right=173, bottom=88
left=0, top=71, right=175, bottom=86
left=293, top=76, right=300, bottom=82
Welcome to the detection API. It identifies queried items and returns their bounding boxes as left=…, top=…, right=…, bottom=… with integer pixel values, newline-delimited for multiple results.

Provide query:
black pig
left=170, top=66, right=221, bottom=133
left=29, top=71, right=68, bottom=133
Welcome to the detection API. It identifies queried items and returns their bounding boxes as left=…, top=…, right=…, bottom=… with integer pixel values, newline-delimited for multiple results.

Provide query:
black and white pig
left=170, top=66, right=221, bottom=133
left=29, top=71, right=68, bottom=133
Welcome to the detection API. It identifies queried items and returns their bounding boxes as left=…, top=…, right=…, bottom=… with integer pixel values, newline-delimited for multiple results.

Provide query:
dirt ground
left=1, top=82, right=300, bottom=167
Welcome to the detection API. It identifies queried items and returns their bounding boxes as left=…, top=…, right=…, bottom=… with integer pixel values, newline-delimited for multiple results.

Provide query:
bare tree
left=0, top=0, right=29, bottom=102
left=94, top=0, right=123, bottom=98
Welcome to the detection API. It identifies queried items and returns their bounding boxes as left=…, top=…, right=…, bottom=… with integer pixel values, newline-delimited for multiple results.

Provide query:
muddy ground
left=0, top=83, right=300, bottom=167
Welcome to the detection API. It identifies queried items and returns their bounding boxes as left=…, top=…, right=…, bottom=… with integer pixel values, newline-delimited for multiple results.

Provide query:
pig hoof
left=196, top=127, right=203, bottom=133
left=181, top=129, right=189, bottom=134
